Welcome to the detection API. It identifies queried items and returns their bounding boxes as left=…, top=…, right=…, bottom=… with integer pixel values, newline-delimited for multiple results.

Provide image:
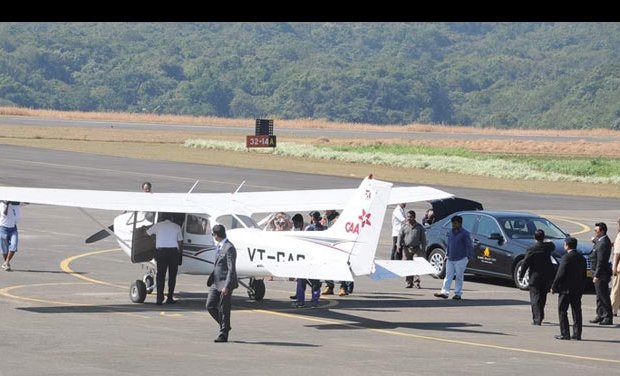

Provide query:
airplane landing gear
left=130, top=280, right=147, bottom=303
left=239, top=278, right=265, bottom=302
left=143, top=273, right=155, bottom=294
left=130, top=270, right=155, bottom=303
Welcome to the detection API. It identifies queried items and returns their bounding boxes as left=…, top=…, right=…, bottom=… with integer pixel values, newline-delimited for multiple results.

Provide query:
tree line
left=0, top=22, right=618, bottom=129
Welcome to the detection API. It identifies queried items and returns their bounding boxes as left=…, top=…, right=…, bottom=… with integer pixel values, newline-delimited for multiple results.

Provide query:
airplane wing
left=0, top=187, right=243, bottom=214
left=0, top=185, right=452, bottom=214
left=261, top=261, right=354, bottom=282
left=230, top=185, right=452, bottom=213
left=370, top=259, right=438, bottom=280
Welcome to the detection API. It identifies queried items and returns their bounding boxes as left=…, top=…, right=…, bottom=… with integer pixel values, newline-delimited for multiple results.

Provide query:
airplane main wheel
left=144, top=275, right=154, bottom=294
left=248, top=279, right=265, bottom=302
left=130, top=280, right=147, bottom=303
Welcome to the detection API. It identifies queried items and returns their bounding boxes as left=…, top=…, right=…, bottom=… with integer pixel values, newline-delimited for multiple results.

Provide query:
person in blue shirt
left=434, top=215, right=473, bottom=300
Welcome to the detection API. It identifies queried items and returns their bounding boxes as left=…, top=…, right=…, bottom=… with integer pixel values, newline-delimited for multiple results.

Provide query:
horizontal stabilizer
left=371, top=259, right=437, bottom=280
left=263, top=262, right=353, bottom=282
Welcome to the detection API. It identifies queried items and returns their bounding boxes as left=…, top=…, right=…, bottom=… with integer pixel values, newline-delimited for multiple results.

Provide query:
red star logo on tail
left=358, top=209, right=372, bottom=227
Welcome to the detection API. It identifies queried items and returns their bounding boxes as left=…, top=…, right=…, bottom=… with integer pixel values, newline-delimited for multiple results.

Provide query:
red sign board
left=246, top=135, right=277, bottom=148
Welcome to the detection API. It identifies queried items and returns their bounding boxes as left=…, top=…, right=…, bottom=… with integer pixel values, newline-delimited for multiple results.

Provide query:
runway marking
left=60, top=248, right=126, bottom=289
left=0, top=282, right=93, bottom=305
left=248, top=309, right=620, bottom=364
left=540, top=214, right=590, bottom=235
left=9, top=246, right=617, bottom=363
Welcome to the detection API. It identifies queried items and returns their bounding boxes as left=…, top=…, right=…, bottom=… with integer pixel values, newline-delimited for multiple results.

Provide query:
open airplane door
left=130, top=212, right=156, bottom=263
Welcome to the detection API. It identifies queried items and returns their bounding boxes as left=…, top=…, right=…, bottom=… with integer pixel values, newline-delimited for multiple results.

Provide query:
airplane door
left=130, top=211, right=156, bottom=263
left=183, top=214, right=213, bottom=252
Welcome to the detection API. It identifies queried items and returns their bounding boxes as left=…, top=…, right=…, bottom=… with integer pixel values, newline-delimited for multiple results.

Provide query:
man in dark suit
left=589, top=222, right=613, bottom=325
left=518, top=229, right=555, bottom=325
left=551, top=237, right=587, bottom=340
left=206, top=224, right=238, bottom=343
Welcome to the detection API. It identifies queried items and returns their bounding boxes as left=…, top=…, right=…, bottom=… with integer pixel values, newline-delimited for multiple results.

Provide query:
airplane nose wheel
left=130, top=280, right=147, bottom=303
left=247, top=278, right=265, bottom=302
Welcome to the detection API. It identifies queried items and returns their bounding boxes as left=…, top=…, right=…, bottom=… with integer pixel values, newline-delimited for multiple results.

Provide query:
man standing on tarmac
left=611, top=217, right=620, bottom=317
left=551, top=237, right=587, bottom=340
left=434, top=215, right=473, bottom=300
left=391, top=203, right=406, bottom=260
left=147, top=212, right=183, bottom=305
left=206, top=224, right=238, bottom=343
left=518, top=229, right=555, bottom=325
left=589, top=222, right=613, bottom=326
left=398, top=210, right=426, bottom=288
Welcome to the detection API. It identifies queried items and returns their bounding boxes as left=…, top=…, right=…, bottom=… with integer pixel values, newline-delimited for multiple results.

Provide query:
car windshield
left=499, top=217, right=567, bottom=239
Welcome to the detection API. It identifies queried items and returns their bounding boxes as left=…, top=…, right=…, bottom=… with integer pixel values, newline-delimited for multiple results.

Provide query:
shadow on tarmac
left=16, top=291, right=521, bottom=337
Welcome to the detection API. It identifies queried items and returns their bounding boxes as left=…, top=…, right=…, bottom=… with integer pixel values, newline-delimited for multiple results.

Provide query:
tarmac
left=1, top=145, right=619, bottom=375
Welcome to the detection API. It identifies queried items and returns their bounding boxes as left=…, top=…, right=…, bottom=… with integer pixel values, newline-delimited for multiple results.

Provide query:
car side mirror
left=488, top=233, right=503, bottom=241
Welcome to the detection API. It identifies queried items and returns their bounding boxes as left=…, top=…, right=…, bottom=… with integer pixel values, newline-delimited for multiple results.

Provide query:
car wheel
left=513, top=259, right=529, bottom=290
left=428, top=247, right=446, bottom=279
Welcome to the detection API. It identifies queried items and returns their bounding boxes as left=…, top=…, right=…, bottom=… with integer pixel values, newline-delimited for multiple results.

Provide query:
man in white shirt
left=390, top=203, right=406, bottom=260
left=147, top=213, right=183, bottom=305
left=1, top=201, right=22, bottom=271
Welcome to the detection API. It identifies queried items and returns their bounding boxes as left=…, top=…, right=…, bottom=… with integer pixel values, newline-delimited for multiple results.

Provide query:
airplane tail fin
left=324, top=175, right=392, bottom=276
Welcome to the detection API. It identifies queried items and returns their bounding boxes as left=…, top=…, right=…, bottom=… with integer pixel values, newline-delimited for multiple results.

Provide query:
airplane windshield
left=216, top=214, right=259, bottom=229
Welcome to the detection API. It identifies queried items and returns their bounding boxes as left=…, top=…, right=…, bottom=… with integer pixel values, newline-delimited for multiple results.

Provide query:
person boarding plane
left=0, top=175, right=452, bottom=303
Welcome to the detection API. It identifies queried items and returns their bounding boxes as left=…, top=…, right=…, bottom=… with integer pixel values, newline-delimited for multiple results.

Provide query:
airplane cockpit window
left=216, top=214, right=259, bottom=229
left=186, top=215, right=211, bottom=235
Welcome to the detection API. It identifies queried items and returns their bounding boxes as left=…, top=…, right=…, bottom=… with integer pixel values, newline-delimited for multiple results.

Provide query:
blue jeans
left=441, top=257, right=469, bottom=297
left=0, top=226, right=18, bottom=254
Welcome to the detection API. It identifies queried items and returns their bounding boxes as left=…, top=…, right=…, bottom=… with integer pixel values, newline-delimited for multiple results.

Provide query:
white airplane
left=0, top=175, right=452, bottom=303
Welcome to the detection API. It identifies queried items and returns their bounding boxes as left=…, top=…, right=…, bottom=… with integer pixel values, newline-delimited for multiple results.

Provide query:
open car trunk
left=430, top=197, right=483, bottom=223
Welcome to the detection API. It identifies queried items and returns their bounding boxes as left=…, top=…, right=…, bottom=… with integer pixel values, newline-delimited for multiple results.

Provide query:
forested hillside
left=0, top=22, right=618, bottom=129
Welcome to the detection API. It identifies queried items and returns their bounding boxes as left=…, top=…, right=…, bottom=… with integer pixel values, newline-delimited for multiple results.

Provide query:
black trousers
left=594, top=279, right=613, bottom=321
left=155, top=248, right=179, bottom=302
left=558, top=291, right=583, bottom=338
left=206, top=285, right=233, bottom=336
left=528, top=284, right=548, bottom=324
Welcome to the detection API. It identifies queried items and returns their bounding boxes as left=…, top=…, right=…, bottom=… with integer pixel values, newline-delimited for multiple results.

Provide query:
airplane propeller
left=85, top=225, right=114, bottom=244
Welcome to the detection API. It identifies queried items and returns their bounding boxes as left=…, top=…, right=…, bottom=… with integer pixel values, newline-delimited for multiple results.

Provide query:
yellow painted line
left=60, top=248, right=126, bottom=289
left=540, top=215, right=590, bottom=235
left=366, top=328, right=620, bottom=364
left=0, top=282, right=91, bottom=305
left=25, top=245, right=620, bottom=364
left=248, top=308, right=620, bottom=364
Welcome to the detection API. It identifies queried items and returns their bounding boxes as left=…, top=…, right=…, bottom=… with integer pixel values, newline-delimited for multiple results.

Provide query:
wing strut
left=185, top=180, right=200, bottom=201
left=233, top=181, right=246, bottom=194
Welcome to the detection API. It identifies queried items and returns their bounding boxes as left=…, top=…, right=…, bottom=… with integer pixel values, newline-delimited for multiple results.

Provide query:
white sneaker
left=4, top=263, right=10, bottom=271
left=1, top=262, right=6, bottom=270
